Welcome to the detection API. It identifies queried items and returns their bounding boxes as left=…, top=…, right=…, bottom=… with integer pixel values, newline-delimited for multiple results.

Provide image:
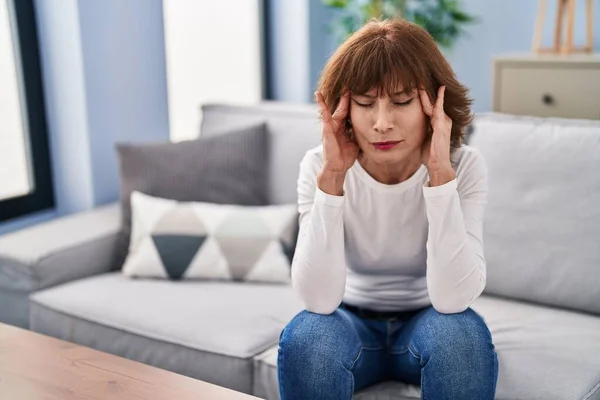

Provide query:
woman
left=277, top=18, right=498, bottom=399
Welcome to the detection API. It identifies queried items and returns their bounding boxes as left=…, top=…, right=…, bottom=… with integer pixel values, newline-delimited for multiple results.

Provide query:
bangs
left=342, top=37, right=421, bottom=97
left=317, top=19, right=471, bottom=151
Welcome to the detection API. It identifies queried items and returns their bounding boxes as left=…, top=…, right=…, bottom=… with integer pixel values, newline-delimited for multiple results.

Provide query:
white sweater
left=291, top=144, right=488, bottom=315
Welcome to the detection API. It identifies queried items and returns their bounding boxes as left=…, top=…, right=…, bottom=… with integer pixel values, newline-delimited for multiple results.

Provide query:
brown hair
left=316, top=18, right=473, bottom=150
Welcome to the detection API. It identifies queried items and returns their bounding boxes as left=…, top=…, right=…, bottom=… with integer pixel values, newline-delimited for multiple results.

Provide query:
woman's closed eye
left=354, top=98, right=414, bottom=108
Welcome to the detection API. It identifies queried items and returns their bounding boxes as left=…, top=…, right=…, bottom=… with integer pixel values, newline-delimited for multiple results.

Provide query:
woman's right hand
left=315, top=91, right=359, bottom=195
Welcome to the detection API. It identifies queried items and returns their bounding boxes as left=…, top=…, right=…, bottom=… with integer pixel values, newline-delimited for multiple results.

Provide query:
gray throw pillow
left=114, top=123, right=269, bottom=269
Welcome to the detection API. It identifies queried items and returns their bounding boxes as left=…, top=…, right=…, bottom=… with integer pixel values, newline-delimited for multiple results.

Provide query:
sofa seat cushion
left=252, top=295, right=600, bottom=400
left=29, top=272, right=305, bottom=394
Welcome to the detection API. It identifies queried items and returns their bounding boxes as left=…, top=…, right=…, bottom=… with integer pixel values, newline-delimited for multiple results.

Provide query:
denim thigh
left=277, top=306, right=391, bottom=395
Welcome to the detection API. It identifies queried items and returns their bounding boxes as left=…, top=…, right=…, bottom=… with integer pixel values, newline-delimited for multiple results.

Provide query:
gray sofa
left=1, top=102, right=599, bottom=400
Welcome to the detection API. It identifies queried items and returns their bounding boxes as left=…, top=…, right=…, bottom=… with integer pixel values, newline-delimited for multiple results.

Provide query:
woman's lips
left=372, top=141, right=401, bottom=150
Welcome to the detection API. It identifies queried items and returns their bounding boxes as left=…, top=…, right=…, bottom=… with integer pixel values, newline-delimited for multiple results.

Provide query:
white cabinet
left=493, top=54, right=600, bottom=120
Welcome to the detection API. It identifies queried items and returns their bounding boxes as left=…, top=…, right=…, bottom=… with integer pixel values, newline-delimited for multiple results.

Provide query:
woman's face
left=349, top=87, right=428, bottom=165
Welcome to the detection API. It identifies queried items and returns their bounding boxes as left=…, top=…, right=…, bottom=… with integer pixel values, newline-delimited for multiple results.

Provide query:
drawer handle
left=542, top=94, right=554, bottom=106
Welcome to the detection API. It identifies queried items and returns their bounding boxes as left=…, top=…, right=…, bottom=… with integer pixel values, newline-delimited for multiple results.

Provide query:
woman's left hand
left=419, top=85, right=456, bottom=186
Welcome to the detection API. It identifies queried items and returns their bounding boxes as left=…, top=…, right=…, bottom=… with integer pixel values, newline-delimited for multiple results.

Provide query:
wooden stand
left=533, top=0, right=594, bottom=54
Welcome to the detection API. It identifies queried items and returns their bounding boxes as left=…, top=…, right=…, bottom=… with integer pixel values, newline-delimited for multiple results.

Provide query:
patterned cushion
left=122, top=191, right=297, bottom=283
left=115, top=123, right=269, bottom=270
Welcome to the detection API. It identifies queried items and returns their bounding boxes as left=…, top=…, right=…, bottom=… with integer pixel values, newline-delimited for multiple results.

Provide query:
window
left=0, top=0, right=53, bottom=223
left=163, top=0, right=271, bottom=142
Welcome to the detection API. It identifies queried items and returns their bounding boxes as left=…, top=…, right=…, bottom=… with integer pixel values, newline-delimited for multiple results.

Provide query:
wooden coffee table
left=0, top=322, right=261, bottom=399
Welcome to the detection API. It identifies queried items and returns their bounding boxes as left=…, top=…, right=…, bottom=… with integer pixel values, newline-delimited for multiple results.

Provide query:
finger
left=315, top=91, right=333, bottom=124
left=332, top=91, right=350, bottom=121
left=434, top=85, right=446, bottom=118
left=418, top=88, right=434, bottom=117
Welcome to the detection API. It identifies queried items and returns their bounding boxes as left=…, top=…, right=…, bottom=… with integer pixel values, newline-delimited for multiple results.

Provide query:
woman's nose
left=373, top=110, right=394, bottom=133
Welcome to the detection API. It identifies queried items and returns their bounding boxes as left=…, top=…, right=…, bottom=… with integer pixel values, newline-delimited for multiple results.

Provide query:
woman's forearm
left=423, top=179, right=486, bottom=314
left=292, top=185, right=347, bottom=315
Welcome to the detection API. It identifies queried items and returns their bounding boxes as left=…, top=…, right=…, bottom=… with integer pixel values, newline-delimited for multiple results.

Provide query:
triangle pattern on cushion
left=152, top=235, right=205, bottom=280
left=279, top=238, right=296, bottom=265
left=279, top=217, right=297, bottom=249
left=184, top=236, right=232, bottom=280
left=153, top=204, right=207, bottom=236
left=122, top=236, right=169, bottom=279
left=193, top=203, right=233, bottom=235
left=214, top=208, right=272, bottom=238
left=215, top=236, right=271, bottom=280
left=245, top=240, right=292, bottom=283
left=129, top=191, right=177, bottom=253
left=257, top=205, right=297, bottom=236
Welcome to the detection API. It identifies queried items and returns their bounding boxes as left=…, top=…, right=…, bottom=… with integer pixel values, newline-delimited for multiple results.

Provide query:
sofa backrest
left=201, top=103, right=600, bottom=315
left=469, top=113, right=600, bottom=315
left=200, top=102, right=321, bottom=205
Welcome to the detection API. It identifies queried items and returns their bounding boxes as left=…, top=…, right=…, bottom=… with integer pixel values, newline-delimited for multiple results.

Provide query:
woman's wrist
left=427, top=166, right=456, bottom=187
left=317, top=169, right=346, bottom=196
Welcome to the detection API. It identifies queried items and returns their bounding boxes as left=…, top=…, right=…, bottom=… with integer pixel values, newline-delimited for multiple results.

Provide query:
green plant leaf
left=323, top=0, right=351, bottom=8
left=361, top=3, right=376, bottom=19
left=322, top=0, right=477, bottom=48
left=450, top=10, right=475, bottom=23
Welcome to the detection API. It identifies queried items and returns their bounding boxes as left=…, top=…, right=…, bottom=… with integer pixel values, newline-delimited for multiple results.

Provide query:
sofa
left=0, top=101, right=599, bottom=400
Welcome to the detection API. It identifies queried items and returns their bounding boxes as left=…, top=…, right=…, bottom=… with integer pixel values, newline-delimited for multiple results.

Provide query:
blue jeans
left=277, top=304, right=498, bottom=399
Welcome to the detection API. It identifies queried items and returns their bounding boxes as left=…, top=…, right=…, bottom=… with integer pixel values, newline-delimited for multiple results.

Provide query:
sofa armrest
left=0, top=203, right=121, bottom=292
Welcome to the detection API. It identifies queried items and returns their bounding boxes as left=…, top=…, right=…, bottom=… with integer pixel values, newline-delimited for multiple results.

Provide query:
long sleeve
left=422, top=150, right=488, bottom=314
left=291, top=151, right=347, bottom=314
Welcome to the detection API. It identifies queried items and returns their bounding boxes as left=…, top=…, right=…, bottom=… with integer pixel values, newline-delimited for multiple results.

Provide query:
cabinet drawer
left=495, top=67, right=600, bottom=119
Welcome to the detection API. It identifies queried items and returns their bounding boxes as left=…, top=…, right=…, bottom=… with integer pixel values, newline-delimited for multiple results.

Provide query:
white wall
left=163, top=0, right=264, bottom=142
left=34, top=0, right=94, bottom=214
left=33, top=0, right=170, bottom=215
left=78, top=0, right=170, bottom=206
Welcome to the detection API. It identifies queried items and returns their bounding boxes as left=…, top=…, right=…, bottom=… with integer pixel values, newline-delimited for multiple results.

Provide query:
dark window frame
left=260, top=0, right=273, bottom=100
left=0, top=0, right=54, bottom=223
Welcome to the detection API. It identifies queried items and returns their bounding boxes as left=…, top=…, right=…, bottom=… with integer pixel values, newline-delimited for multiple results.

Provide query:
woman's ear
left=345, top=117, right=353, bottom=139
